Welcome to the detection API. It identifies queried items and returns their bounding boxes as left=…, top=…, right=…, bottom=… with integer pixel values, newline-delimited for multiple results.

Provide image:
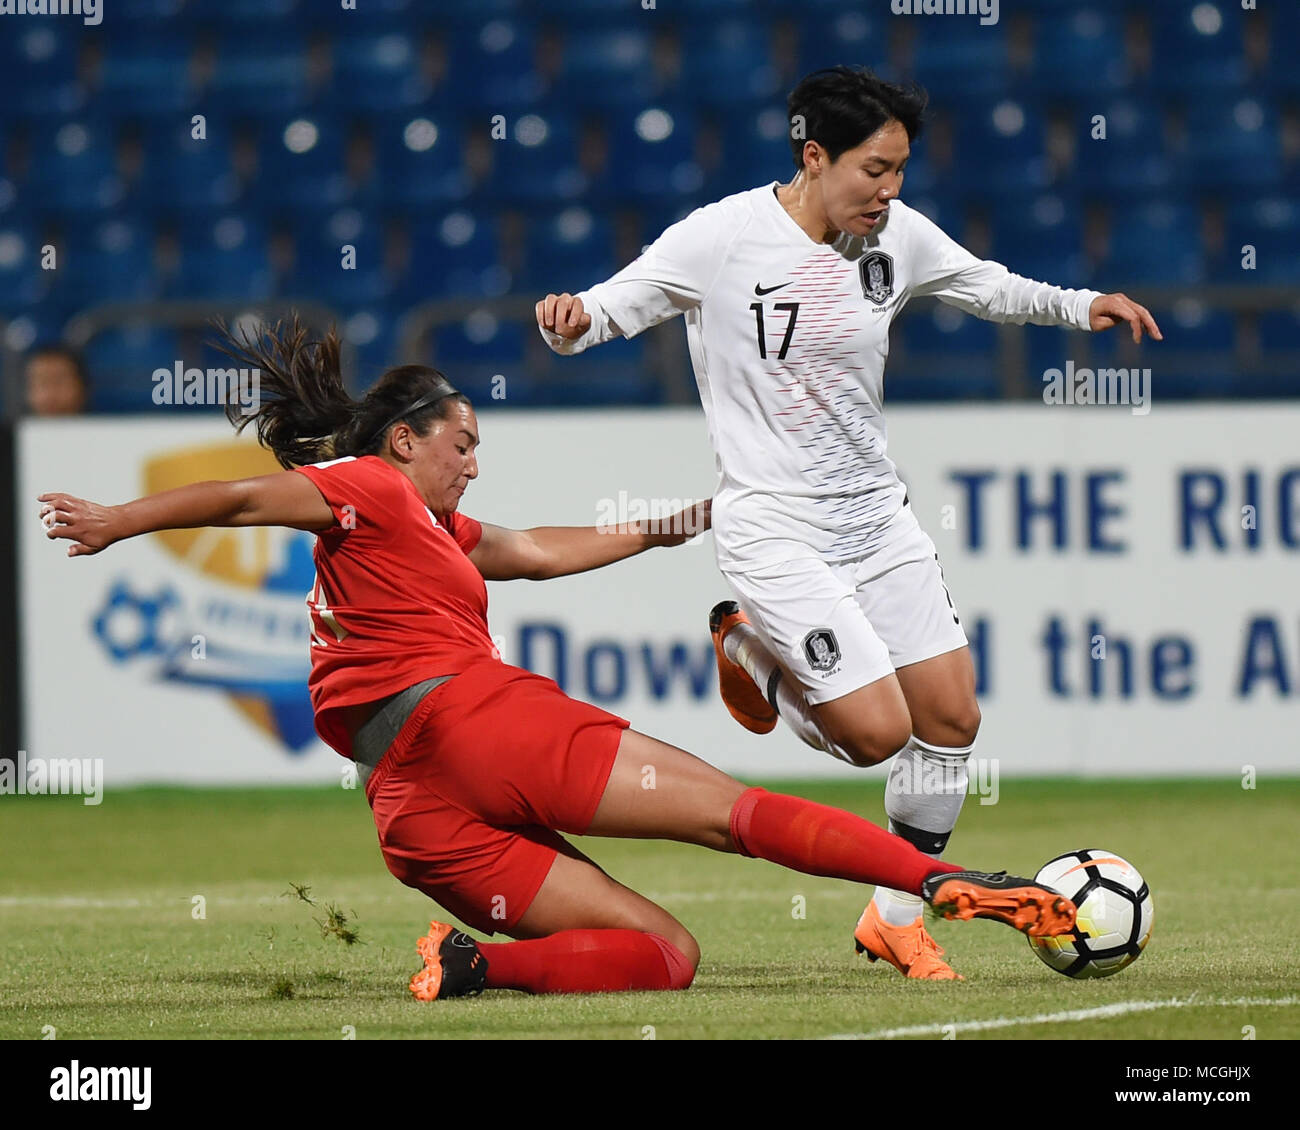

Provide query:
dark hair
left=26, top=344, right=90, bottom=387
left=787, top=66, right=928, bottom=171
left=214, top=316, right=471, bottom=470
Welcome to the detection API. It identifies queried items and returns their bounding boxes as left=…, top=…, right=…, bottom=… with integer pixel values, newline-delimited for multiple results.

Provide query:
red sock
left=479, top=930, right=695, bottom=994
left=729, top=787, right=963, bottom=894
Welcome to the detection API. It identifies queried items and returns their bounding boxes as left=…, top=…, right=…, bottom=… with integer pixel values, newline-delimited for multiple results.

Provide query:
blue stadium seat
left=1073, top=100, right=1174, bottom=194
left=398, top=212, right=508, bottom=302
left=949, top=100, right=1051, bottom=197
left=440, top=21, right=543, bottom=110
left=553, top=28, right=659, bottom=108
left=84, top=324, right=181, bottom=413
left=186, top=0, right=298, bottom=25
left=518, top=207, right=617, bottom=293
left=339, top=308, right=401, bottom=394
left=327, top=32, right=431, bottom=112
left=1151, top=302, right=1234, bottom=353
left=53, top=216, right=159, bottom=308
left=1258, top=307, right=1300, bottom=351
left=136, top=118, right=240, bottom=215
left=1027, top=8, right=1128, bottom=95
left=1181, top=98, right=1282, bottom=190
left=170, top=215, right=273, bottom=301
left=26, top=120, right=125, bottom=214
left=991, top=195, right=1089, bottom=287
left=713, top=105, right=794, bottom=198
left=796, top=10, right=887, bottom=78
left=0, top=219, right=44, bottom=308
left=1145, top=1, right=1247, bottom=92
left=911, top=20, right=1010, bottom=99
left=899, top=303, right=999, bottom=357
left=0, top=24, right=84, bottom=118
left=285, top=209, right=391, bottom=307
left=432, top=317, right=526, bottom=393
left=1021, top=325, right=1082, bottom=385
left=679, top=23, right=780, bottom=107
left=251, top=116, right=354, bottom=215
left=479, top=111, right=587, bottom=206
left=904, top=197, right=967, bottom=244
left=95, top=34, right=197, bottom=116
left=1222, top=197, right=1300, bottom=284
left=371, top=115, right=471, bottom=208
left=1095, top=202, right=1203, bottom=287
left=205, top=32, right=313, bottom=114
left=1261, top=6, right=1300, bottom=92
left=605, top=106, right=704, bottom=202
left=537, top=336, right=661, bottom=407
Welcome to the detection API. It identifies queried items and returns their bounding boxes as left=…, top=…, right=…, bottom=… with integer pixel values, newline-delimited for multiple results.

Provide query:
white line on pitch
left=823, top=995, right=1300, bottom=1040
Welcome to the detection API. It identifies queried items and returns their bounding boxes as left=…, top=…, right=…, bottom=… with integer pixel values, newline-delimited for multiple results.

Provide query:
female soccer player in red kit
left=39, top=320, right=1074, bottom=1000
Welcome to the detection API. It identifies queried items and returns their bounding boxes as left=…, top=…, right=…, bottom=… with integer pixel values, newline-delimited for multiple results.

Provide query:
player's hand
left=1089, top=293, right=1163, bottom=343
left=660, top=498, right=711, bottom=546
left=536, top=293, right=592, bottom=340
left=38, top=493, right=126, bottom=557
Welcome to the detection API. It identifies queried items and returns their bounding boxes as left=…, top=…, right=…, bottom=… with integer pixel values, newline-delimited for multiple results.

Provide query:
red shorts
left=364, top=660, right=629, bottom=935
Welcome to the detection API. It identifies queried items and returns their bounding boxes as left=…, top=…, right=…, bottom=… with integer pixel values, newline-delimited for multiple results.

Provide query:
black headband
left=365, top=379, right=460, bottom=450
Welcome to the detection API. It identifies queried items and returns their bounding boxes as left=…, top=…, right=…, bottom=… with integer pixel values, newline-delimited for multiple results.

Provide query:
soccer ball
left=1028, top=849, right=1153, bottom=978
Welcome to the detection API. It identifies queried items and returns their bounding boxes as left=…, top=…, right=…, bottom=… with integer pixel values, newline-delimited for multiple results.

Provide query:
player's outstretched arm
left=39, top=471, right=335, bottom=557
left=469, top=499, right=710, bottom=581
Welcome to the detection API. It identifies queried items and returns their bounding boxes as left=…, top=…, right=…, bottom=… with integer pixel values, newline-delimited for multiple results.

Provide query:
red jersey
left=292, top=455, right=498, bottom=757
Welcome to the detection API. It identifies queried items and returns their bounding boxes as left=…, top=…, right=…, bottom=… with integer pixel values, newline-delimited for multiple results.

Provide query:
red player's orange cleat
left=921, top=870, right=1078, bottom=938
left=409, top=921, right=489, bottom=1001
left=854, top=901, right=964, bottom=980
left=709, top=601, right=778, bottom=735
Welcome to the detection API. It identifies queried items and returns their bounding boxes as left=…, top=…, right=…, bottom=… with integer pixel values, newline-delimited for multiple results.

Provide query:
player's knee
left=834, top=719, right=913, bottom=767
left=923, top=700, right=981, bottom=748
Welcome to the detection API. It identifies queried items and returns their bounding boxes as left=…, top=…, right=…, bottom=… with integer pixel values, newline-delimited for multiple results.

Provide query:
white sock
left=723, top=622, right=855, bottom=763
left=872, top=735, right=972, bottom=927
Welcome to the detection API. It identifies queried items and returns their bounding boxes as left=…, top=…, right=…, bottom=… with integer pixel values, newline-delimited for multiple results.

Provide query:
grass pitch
left=2, top=778, right=1297, bottom=1040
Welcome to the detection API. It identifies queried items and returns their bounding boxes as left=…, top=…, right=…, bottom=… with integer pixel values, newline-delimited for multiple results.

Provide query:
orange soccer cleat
left=709, top=601, right=778, bottom=735
left=921, top=870, right=1078, bottom=938
left=854, top=901, right=963, bottom=980
left=409, top=921, right=489, bottom=1001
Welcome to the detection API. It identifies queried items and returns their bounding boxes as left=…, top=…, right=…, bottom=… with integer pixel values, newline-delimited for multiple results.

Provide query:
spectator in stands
left=24, top=346, right=89, bottom=416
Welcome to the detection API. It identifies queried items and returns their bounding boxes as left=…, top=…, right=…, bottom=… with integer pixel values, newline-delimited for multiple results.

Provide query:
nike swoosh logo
left=754, top=282, right=791, bottom=296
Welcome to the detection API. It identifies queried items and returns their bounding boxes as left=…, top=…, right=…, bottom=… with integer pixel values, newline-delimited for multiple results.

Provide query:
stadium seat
left=553, top=28, right=660, bottom=108
left=52, top=216, right=160, bottom=308
left=795, top=10, right=887, bottom=78
left=249, top=116, right=355, bottom=216
left=285, top=209, right=391, bottom=307
left=0, top=219, right=44, bottom=308
left=370, top=114, right=472, bottom=209
left=26, top=120, right=125, bottom=214
left=678, top=23, right=780, bottom=108
left=327, top=32, right=431, bottom=112
left=205, top=32, right=314, bottom=115
left=1027, top=8, right=1128, bottom=95
left=1, top=24, right=85, bottom=118
left=169, top=215, right=273, bottom=301
left=1072, top=100, right=1175, bottom=194
left=713, top=105, right=795, bottom=198
left=911, top=20, right=1010, bottom=100
left=1258, top=306, right=1300, bottom=351
left=83, top=324, right=182, bottom=412
left=605, top=106, right=704, bottom=203
left=438, top=21, right=544, bottom=110
left=1180, top=98, right=1282, bottom=190
left=536, top=336, right=661, bottom=406
left=1221, top=197, right=1300, bottom=284
left=949, top=100, right=1051, bottom=198
left=338, top=307, right=402, bottom=394
left=397, top=212, right=508, bottom=303
left=991, top=195, right=1089, bottom=287
left=1144, top=1, right=1248, bottom=92
left=518, top=207, right=617, bottom=294
left=186, top=0, right=300, bottom=25
left=136, top=118, right=241, bottom=216
left=1095, top=201, right=1203, bottom=287
left=94, top=33, right=197, bottom=117
left=478, top=111, right=588, bottom=207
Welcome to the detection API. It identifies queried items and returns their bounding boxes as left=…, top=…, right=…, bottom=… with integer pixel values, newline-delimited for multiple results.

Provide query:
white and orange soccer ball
left=1028, top=849, right=1154, bottom=978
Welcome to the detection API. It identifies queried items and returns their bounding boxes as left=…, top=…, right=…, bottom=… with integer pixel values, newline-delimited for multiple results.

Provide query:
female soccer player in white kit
left=537, top=67, right=1161, bottom=980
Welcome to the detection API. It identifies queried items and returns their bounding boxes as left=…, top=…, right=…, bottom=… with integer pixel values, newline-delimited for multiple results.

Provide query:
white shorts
left=719, top=504, right=968, bottom=705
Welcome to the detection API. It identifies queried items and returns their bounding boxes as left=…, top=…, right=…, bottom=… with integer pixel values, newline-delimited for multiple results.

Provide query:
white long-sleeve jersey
left=540, top=183, right=1102, bottom=567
